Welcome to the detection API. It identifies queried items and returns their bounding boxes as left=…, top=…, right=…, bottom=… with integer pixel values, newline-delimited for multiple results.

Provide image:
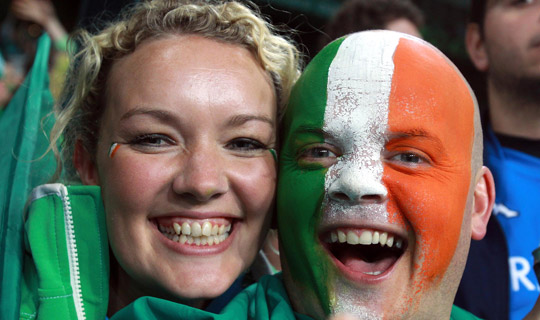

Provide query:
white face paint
left=321, top=32, right=401, bottom=318
left=323, top=32, right=399, bottom=225
left=280, top=30, right=477, bottom=320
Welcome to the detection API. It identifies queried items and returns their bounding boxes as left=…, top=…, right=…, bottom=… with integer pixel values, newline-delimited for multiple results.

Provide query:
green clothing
left=19, top=184, right=481, bottom=320
left=114, top=274, right=481, bottom=320
left=451, top=305, right=483, bottom=320
left=20, top=184, right=109, bottom=320
left=1, top=34, right=56, bottom=319
left=112, top=274, right=312, bottom=320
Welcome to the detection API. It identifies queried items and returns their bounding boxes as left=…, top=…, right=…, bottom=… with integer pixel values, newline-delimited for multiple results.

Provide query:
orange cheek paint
left=108, top=143, right=121, bottom=159
left=386, top=38, right=475, bottom=283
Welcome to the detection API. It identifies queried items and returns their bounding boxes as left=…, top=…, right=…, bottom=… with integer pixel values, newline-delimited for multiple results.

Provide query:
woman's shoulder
left=21, top=183, right=109, bottom=320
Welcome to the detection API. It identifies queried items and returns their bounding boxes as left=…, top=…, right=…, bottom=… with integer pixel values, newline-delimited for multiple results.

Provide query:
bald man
left=276, top=30, right=494, bottom=320
left=110, top=30, right=495, bottom=320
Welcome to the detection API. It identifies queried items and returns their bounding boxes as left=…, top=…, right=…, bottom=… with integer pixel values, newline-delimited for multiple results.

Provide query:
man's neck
left=487, top=80, right=540, bottom=139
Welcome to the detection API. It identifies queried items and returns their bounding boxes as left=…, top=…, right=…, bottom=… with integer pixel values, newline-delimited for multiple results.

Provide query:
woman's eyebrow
left=227, top=114, right=275, bottom=127
left=120, top=107, right=174, bottom=122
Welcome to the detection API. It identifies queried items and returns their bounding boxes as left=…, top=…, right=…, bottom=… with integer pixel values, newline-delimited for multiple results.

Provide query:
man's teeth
left=159, top=221, right=231, bottom=246
left=327, top=230, right=403, bottom=249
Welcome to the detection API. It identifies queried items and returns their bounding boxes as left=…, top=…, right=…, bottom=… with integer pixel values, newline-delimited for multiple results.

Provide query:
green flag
left=0, top=33, right=56, bottom=319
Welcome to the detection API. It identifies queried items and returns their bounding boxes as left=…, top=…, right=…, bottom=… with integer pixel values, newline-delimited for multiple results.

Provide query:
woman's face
left=79, top=35, right=277, bottom=302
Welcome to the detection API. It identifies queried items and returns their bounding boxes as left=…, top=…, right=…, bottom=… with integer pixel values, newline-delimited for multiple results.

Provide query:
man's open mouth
left=321, top=228, right=407, bottom=276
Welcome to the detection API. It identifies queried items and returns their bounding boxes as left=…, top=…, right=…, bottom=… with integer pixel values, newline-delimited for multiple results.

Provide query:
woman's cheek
left=232, top=158, right=277, bottom=213
left=100, top=154, right=171, bottom=212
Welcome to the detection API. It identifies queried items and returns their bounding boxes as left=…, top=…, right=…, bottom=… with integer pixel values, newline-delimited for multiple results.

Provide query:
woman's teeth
left=159, top=221, right=231, bottom=246
left=327, top=229, right=403, bottom=249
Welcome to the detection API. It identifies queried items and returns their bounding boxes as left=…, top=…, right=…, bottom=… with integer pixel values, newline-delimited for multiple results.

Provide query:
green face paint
left=268, top=148, right=278, bottom=162
left=278, top=30, right=478, bottom=320
left=277, top=38, right=344, bottom=317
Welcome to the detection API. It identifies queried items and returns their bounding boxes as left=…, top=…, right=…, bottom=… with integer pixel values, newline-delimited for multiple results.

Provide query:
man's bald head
left=277, top=30, right=494, bottom=319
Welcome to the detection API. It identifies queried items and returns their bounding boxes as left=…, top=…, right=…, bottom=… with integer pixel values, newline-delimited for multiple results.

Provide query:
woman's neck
left=106, top=257, right=208, bottom=316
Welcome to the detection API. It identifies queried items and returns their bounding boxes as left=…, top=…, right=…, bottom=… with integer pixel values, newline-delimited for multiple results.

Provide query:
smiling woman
left=19, top=1, right=300, bottom=319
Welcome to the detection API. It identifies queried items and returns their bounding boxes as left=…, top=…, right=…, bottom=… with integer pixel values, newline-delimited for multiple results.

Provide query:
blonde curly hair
left=51, top=0, right=301, bottom=181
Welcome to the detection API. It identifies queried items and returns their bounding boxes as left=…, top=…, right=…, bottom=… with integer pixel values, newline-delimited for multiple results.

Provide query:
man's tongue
left=337, top=247, right=397, bottom=275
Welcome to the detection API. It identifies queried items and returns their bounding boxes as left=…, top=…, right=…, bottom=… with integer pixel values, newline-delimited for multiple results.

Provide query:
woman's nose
left=172, top=145, right=229, bottom=202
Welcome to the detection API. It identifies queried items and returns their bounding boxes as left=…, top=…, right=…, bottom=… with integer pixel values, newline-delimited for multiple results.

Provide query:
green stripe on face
left=277, top=37, right=345, bottom=316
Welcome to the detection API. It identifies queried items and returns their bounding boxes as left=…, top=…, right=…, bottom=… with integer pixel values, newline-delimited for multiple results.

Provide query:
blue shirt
left=485, top=128, right=540, bottom=320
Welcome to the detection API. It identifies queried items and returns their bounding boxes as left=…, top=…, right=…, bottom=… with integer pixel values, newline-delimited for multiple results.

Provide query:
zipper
left=60, top=185, right=86, bottom=319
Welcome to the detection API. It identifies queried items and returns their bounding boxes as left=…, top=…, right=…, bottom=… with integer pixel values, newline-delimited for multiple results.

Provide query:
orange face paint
left=385, top=38, right=475, bottom=283
left=277, top=31, right=477, bottom=319
left=108, top=142, right=121, bottom=159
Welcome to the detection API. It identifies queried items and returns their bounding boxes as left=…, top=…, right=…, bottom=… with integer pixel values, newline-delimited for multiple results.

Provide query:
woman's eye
left=130, top=134, right=174, bottom=147
left=226, top=138, right=266, bottom=151
left=510, top=0, right=535, bottom=5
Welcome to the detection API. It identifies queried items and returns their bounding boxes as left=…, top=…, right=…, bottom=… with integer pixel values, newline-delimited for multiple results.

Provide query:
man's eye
left=301, top=147, right=337, bottom=159
left=226, top=138, right=266, bottom=151
left=388, top=152, right=431, bottom=168
left=394, top=153, right=422, bottom=163
left=130, top=134, right=174, bottom=147
left=297, top=144, right=339, bottom=168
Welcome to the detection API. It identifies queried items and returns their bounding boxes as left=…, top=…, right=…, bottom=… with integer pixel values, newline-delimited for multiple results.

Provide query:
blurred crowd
left=2, top=1, right=540, bottom=320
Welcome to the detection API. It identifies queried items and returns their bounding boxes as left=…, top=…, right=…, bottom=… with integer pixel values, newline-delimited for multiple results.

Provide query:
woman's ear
left=73, top=140, right=100, bottom=185
left=465, top=23, right=489, bottom=72
left=471, top=166, right=495, bottom=240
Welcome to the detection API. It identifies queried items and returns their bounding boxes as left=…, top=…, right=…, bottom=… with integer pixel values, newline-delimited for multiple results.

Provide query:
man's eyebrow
left=227, top=114, right=275, bottom=127
left=294, top=125, right=328, bottom=136
left=387, top=128, right=443, bottom=144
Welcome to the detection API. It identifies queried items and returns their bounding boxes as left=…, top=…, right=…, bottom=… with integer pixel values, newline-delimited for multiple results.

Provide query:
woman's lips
left=153, top=217, right=237, bottom=255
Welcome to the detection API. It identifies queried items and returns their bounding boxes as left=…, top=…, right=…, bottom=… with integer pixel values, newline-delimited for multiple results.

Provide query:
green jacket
left=20, top=184, right=109, bottom=320
left=19, top=184, right=481, bottom=320
left=113, top=274, right=481, bottom=320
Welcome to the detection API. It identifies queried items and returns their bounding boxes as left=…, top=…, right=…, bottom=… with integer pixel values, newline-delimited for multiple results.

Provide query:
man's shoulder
left=450, top=305, right=483, bottom=320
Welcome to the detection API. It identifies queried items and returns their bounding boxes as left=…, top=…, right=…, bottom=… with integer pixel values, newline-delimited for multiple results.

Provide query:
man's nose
left=327, top=165, right=387, bottom=205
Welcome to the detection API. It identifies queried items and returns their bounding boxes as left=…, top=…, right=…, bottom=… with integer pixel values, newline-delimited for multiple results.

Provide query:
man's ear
left=73, top=140, right=100, bottom=185
left=465, top=23, right=489, bottom=72
left=471, top=166, right=495, bottom=240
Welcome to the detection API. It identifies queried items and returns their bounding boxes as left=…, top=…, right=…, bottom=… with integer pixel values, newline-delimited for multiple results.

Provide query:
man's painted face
left=278, top=31, right=476, bottom=319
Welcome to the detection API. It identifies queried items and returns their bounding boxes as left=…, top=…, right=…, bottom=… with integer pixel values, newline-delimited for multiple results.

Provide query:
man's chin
left=313, top=238, right=416, bottom=319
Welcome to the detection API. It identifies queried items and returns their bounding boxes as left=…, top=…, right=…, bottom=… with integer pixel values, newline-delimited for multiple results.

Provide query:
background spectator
left=455, top=0, right=540, bottom=319
left=317, top=0, right=424, bottom=52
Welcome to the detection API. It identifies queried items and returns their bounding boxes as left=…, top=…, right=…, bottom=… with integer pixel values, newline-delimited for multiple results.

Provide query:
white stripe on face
left=323, top=32, right=399, bottom=224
